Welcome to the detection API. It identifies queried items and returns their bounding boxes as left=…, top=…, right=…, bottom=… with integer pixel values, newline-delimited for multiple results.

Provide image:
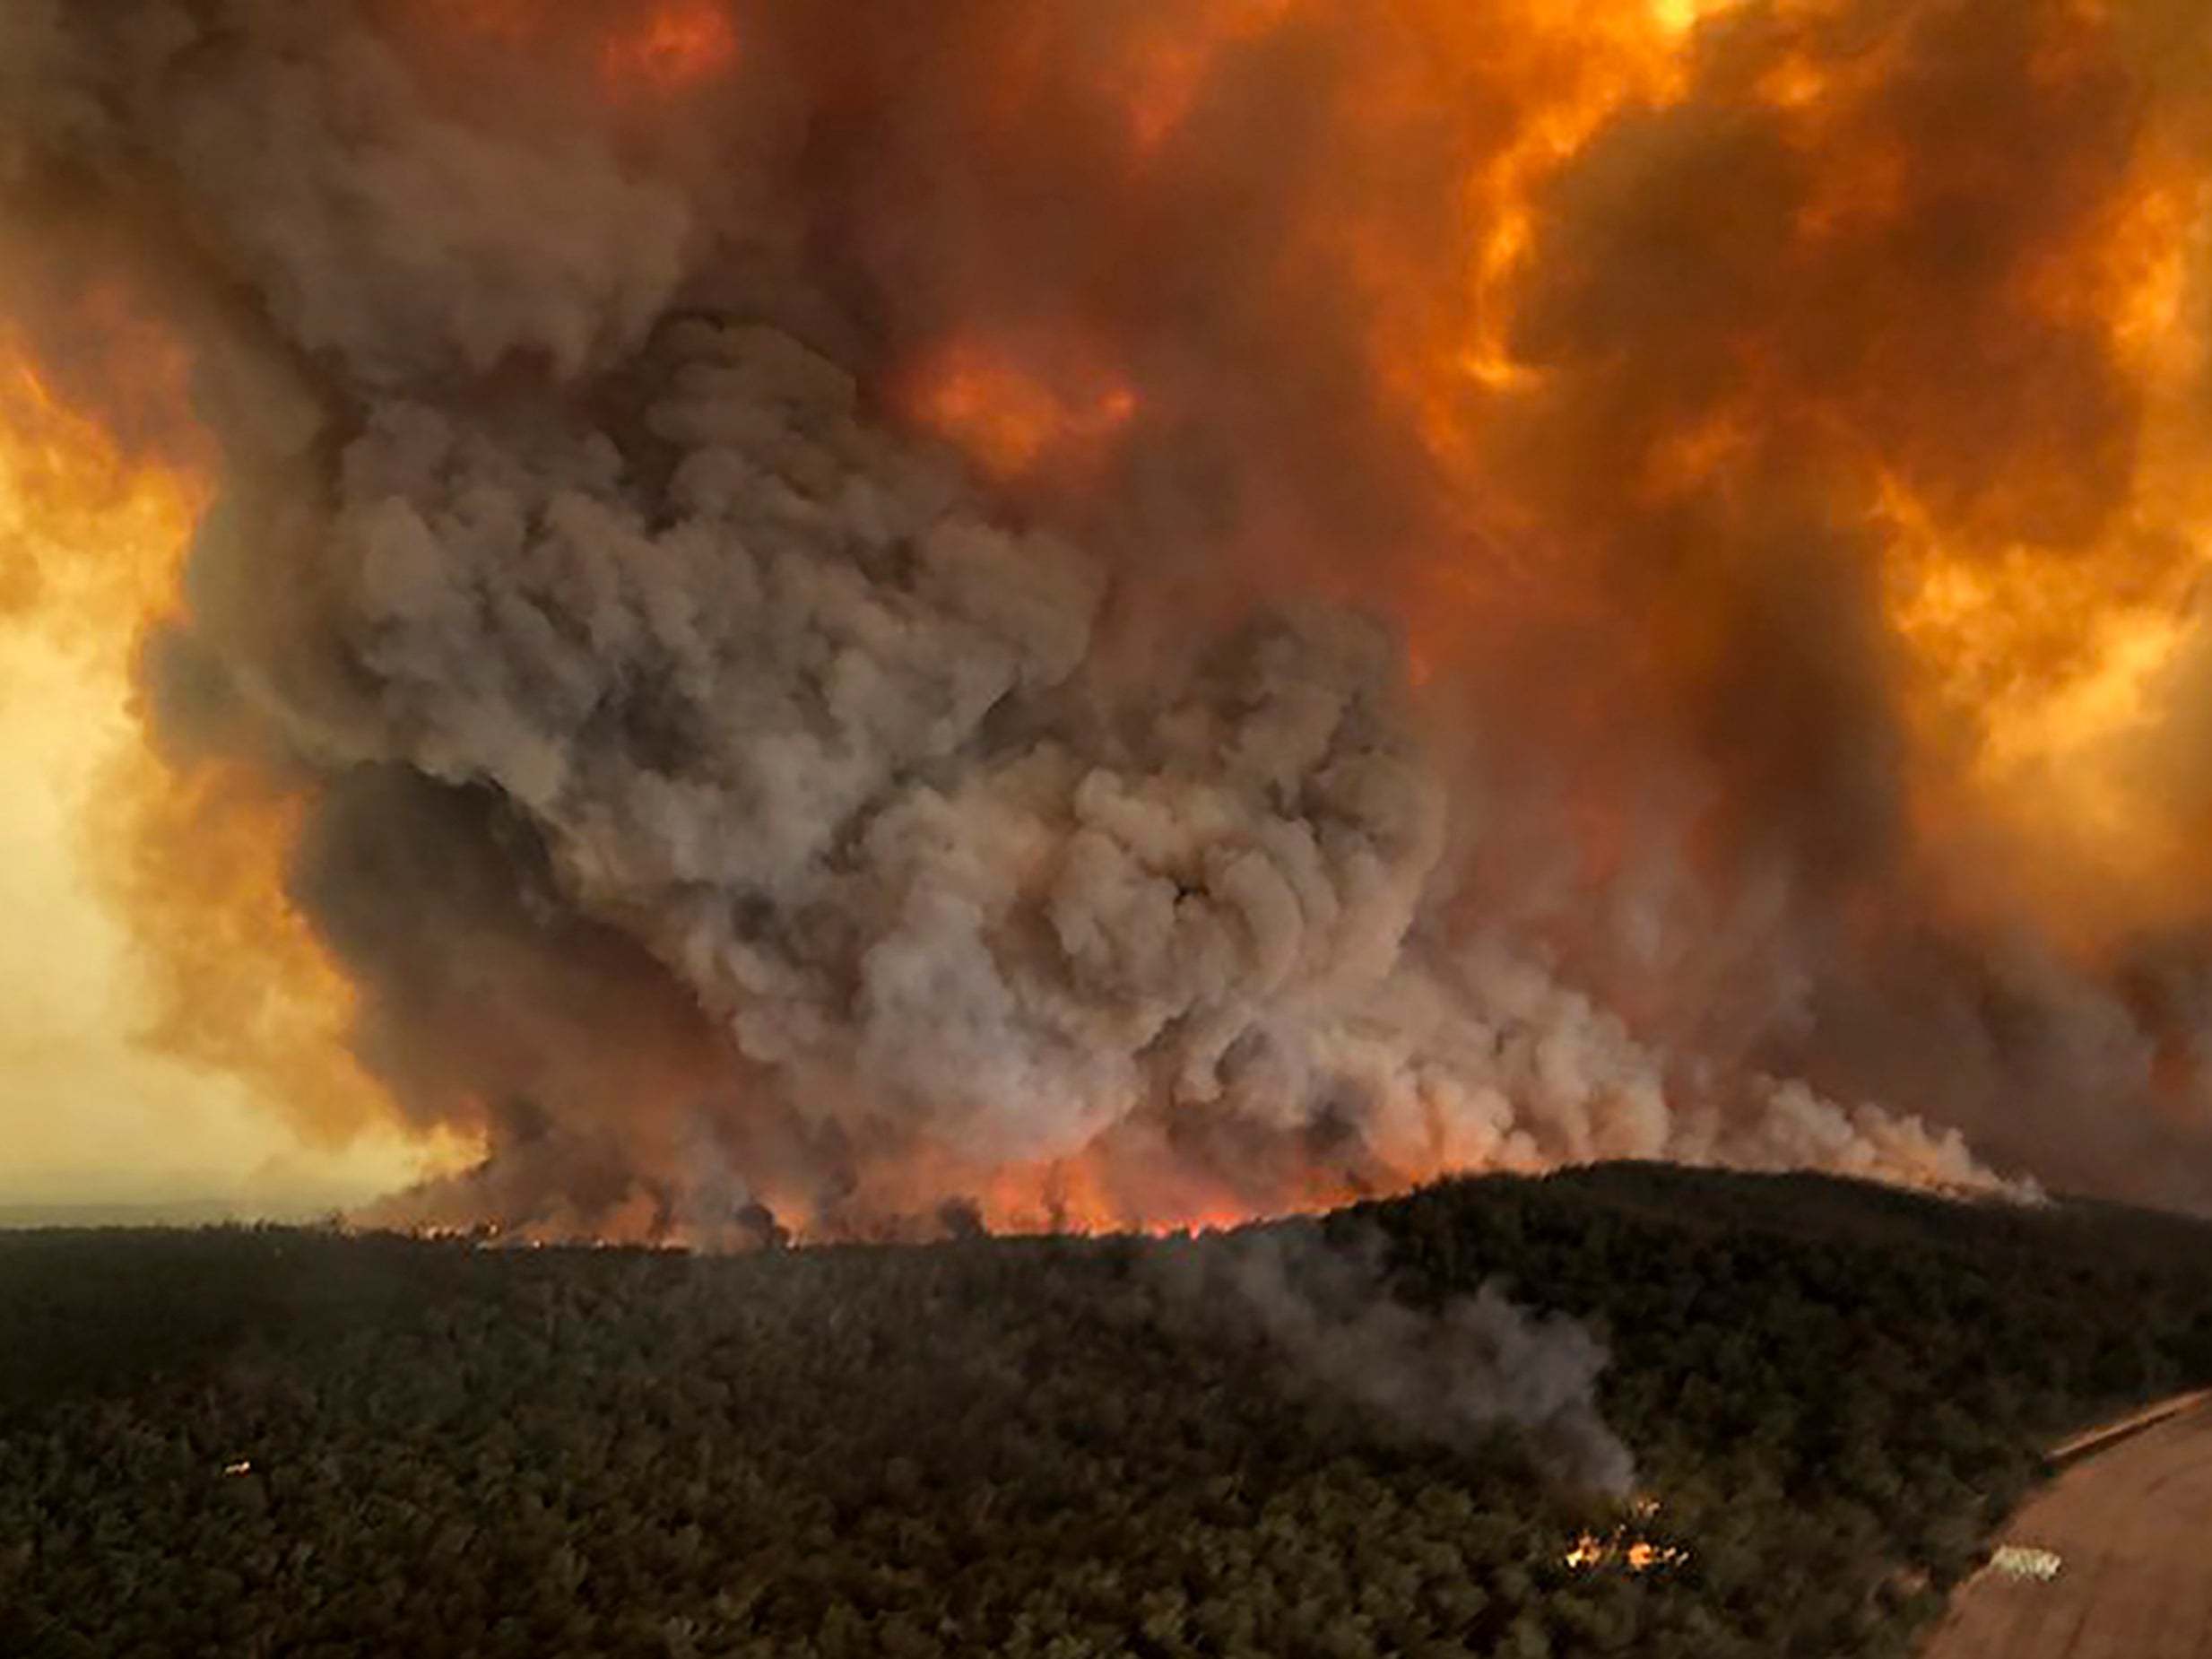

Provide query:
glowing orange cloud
left=907, top=337, right=1140, bottom=482
left=599, top=2, right=740, bottom=94
left=0, top=316, right=389, bottom=1148
left=395, top=0, right=739, bottom=95
left=1111, top=0, right=1296, bottom=154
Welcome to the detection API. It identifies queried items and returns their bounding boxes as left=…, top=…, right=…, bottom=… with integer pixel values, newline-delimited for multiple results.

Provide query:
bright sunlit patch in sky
left=0, top=335, right=462, bottom=1217
left=0, top=626, right=440, bottom=1214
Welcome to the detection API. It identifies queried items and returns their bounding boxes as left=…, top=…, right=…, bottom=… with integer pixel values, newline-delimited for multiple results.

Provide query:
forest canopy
left=6, top=1163, right=2212, bottom=1658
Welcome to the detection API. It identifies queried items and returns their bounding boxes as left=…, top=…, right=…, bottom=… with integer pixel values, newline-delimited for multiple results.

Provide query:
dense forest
left=6, top=1163, right=2212, bottom=1658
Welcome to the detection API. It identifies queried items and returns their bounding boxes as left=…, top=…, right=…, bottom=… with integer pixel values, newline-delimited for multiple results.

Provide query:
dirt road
left=1923, top=1398, right=2212, bottom=1658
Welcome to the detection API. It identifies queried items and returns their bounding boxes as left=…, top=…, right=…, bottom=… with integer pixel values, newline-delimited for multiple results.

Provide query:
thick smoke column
left=2, top=0, right=2208, bottom=1235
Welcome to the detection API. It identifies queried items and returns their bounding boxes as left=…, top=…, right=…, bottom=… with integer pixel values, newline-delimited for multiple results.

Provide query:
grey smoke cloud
left=17, top=0, right=2212, bottom=1245
left=1155, top=1222, right=1636, bottom=1496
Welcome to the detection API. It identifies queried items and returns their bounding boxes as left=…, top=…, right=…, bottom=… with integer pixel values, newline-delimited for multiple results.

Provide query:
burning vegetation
left=1, top=0, right=2210, bottom=1241
left=1562, top=1498, right=1693, bottom=1575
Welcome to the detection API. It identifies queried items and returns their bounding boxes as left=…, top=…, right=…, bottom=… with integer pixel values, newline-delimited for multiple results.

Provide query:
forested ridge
left=5, top=1164, right=2211, bottom=1659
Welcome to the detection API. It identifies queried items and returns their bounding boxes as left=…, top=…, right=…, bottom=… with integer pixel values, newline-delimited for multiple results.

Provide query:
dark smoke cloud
left=4, top=0, right=2209, bottom=1238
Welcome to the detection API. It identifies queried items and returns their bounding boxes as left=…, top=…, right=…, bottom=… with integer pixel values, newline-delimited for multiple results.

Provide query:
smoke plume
left=4, top=0, right=2210, bottom=1236
left=1156, top=1222, right=1636, bottom=1494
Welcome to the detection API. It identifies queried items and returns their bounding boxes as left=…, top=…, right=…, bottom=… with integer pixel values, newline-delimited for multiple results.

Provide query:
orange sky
left=0, top=343, right=460, bottom=1215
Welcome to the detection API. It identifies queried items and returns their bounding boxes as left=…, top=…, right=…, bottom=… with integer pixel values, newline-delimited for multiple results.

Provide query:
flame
left=760, top=1130, right=1392, bottom=1242
left=956, top=1151, right=1370, bottom=1239
left=1563, top=1499, right=1692, bottom=1573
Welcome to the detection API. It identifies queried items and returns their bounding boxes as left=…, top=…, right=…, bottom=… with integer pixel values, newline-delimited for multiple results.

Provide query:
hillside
left=5, top=1165, right=2212, bottom=1658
